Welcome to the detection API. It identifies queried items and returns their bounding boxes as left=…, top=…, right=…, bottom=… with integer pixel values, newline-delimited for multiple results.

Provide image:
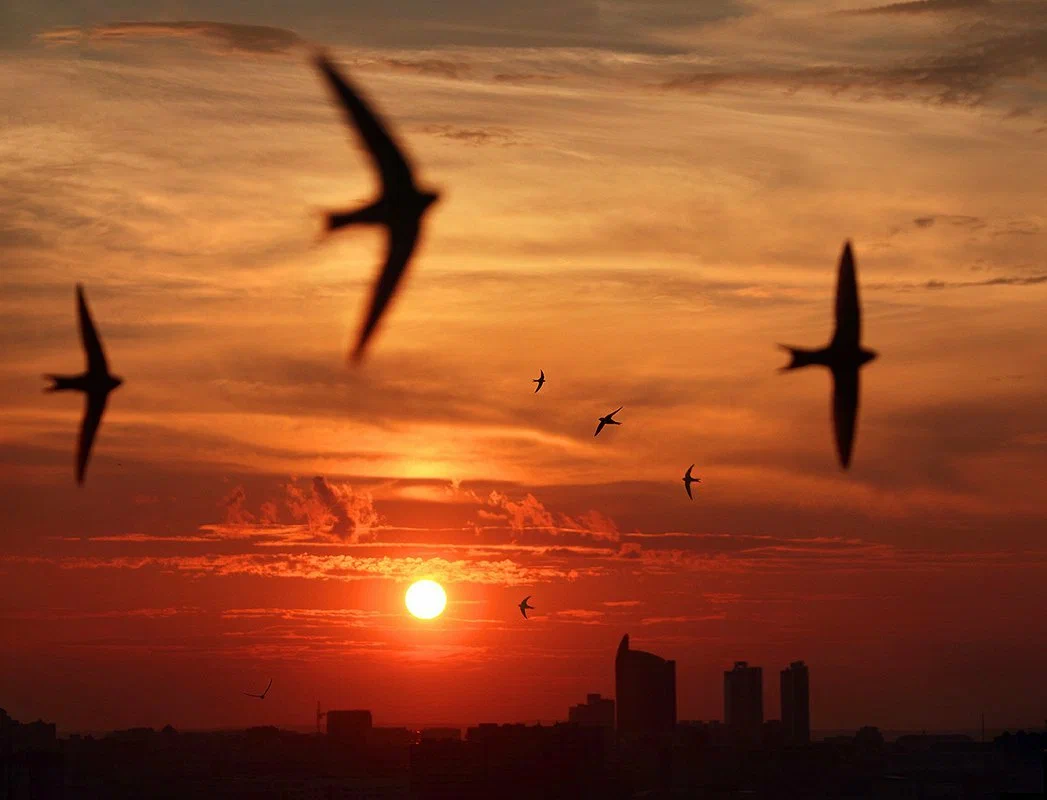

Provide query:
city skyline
left=3, top=0, right=1047, bottom=736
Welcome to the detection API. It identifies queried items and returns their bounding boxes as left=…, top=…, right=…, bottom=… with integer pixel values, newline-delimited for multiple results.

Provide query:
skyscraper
left=724, top=661, right=763, bottom=742
left=615, top=634, right=676, bottom=733
left=780, top=660, right=810, bottom=744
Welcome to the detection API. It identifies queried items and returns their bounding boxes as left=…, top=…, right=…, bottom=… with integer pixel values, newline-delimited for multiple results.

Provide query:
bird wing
left=609, top=406, right=623, bottom=418
left=314, top=53, right=416, bottom=194
left=242, top=692, right=261, bottom=698
left=594, top=420, right=606, bottom=437
left=831, top=367, right=860, bottom=470
left=685, top=464, right=694, bottom=479
left=263, top=678, right=273, bottom=696
left=539, top=370, right=544, bottom=380
left=77, top=392, right=109, bottom=485
left=685, top=481, right=693, bottom=500
left=832, top=242, right=860, bottom=350
left=520, top=605, right=528, bottom=618
left=350, top=220, right=420, bottom=363
left=77, top=285, right=109, bottom=375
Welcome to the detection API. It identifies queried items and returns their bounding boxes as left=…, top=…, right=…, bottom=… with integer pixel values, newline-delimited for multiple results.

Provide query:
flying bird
left=682, top=464, right=701, bottom=500
left=779, top=241, right=878, bottom=469
left=533, top=370, right=546, bottom=393
left=594, top=407, right=623, bottom=437
left=313, top=51, right=440, bottom=364
left=243, top=678, right=273, bottom=700
left=518, top=596, right=535, bottom=619
left=44, top=285, right=123, bottom=485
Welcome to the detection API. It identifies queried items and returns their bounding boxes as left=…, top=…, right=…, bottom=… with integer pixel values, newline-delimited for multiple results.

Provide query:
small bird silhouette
left=779, top=241, right=878, bottom=469
left=533, top=369, right=546, bottom=393
left=243, top=678, right=273, bottom=700
left=683, top=464, right=701, bottom=500
left=44, top=285, right=123, bottom=485
left=314, top=51, right=440, bottom=364
left=594, top=407, right=623, bottom=437
left=519, top=596, right=535, bottom=619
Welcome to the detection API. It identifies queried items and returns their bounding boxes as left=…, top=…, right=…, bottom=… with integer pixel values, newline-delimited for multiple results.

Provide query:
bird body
left=519, top=596, right=535, bottom=619
left=243, top=678, right=273, bottom=700
left=533, top=369, right=545, bottom=393
left=594, top=407, right=623, bottom=437
left=682, top=464, right=701, bottom=500
left=44, top=285, right=122, bottom=485
left=779, top=242, right=877, bottom=469
left=314, top=52, right=439, bottom=364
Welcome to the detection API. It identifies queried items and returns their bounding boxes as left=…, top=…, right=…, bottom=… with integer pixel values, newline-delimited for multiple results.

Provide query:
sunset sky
left=2, top=0, right=1046, bottom=735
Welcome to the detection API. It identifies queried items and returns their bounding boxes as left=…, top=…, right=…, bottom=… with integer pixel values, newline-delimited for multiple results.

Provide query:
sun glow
left=405, top=579, right=447, bottom=620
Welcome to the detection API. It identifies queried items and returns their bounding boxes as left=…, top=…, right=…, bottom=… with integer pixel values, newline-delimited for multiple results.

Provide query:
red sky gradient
left=2, top=0, right=1046, bottom=734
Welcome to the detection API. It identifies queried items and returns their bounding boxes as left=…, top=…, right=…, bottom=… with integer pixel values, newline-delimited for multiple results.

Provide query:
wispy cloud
left=37, top=21, right=301, bottom=56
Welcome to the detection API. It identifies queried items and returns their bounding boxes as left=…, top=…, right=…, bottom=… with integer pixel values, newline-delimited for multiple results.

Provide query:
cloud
left=845, top=0, right=993, bottom=15
left=5, top=553, right=600, bottom=586
left=420, top=125, right=517, bottom=146
left=284, top=477, right=380, bottom=543
left=372, top=57, right=471, bottom=79
left=221, top=485, right=254, bottom=525
left=483, top=492, right=621, bottom=541
left=37, top=21, right=301, bottom=56
left=603, top=599, right=643, bottom=607
left=661, top=21, right=1047, bottom=107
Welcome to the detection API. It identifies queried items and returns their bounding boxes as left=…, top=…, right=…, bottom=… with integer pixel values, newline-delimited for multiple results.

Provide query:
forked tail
left=324, top=200, right=386, bottom=234
left=778, top=345, right=831, bottom=371
left=43, top=374, right=78, bottom=392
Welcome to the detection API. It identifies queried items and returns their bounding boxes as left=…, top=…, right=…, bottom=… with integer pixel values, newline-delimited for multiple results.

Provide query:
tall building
left=569, top=694, right=615, bottom=728
left=780, top=660, right=810, bottom=744
left=615, top=634, right=676, bottom=733
left=724, top=661, right=763, bottom=742
left=326, top=710, right=372, bottom=745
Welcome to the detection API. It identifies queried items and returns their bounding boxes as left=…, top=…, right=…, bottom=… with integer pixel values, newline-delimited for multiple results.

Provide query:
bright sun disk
left=405, top=579, right=447, bottom=620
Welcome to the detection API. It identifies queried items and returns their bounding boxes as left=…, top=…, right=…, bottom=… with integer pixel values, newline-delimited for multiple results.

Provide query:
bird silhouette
left=44, top=285, right=123, bottom=485
left=779, top=241, right=878, bottom=469
left=243, top=678, right=273, bottom=700
left=533, top=369, right=546, bottom=393
left=594, top=407, right=623, bottom=437
left=683, top=464, right=701, bottom=500
left=313, top=51, right=440, bottom=364
left=519, top=596, right=535, bottom=619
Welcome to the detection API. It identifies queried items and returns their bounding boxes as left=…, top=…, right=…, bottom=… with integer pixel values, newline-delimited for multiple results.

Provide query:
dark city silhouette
left=43, top=284, right=123, bottom=485
left=313, top=51, right=440, bottom=364
left=779, top=241, right=878, bottom=469
left=724, top=660, right=764, bottom=744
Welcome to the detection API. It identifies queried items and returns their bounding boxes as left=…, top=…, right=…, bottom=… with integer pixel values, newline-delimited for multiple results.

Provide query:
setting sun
left=405, top=579, right=447, bottom=620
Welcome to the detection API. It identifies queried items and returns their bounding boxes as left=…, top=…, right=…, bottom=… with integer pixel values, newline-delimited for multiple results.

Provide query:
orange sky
left=1, top=0, right=1046, bottom=734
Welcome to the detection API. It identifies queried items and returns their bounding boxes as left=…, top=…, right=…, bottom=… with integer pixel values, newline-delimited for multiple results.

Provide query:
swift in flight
left=314, top=52, right=440, bottom=363
left=44, top=285, right=123, bottom=485
left=682, top=464, right=701, bottom=500
left=243, top=678, right=273, bottom=700
left=594, top=407, right=623, bottom=437
left=779, top=241, right=878, bottom=469
left=533, top=370, right=545, bottom=393
left=519, top=596, right=535, bottom=619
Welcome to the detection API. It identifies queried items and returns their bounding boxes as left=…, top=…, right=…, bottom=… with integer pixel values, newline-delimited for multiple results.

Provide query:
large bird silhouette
left=779, top=242, right=878, bottom=469
left=314, top=52, right=440, bottom=364
left=533, top=370, right=546, bottom=393
left=44, top=285, right=123, bottom=485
